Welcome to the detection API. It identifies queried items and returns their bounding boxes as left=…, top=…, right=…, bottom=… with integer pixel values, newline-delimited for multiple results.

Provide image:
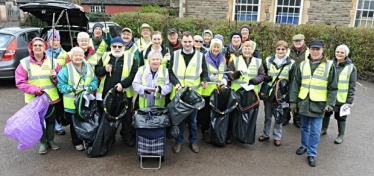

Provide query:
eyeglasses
left=33, top=44, right=44, bottom=47
left=194, top=40, right=203, bottom=43
left=111, top=45, right=123, bottom=49
left=276, top=48, right=286, bottom=51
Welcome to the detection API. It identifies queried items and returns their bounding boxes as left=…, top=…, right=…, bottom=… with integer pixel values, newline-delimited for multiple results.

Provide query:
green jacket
left=290, top=55, right=338, bottom=118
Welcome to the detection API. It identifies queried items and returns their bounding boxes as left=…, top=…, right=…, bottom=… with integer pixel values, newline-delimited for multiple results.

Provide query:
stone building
left=170, top=0, right=374, bottom=28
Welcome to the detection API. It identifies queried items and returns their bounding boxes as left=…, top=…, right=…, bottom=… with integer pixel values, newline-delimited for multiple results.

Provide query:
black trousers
left=65, top=112, right=83, bottom=146
left=45, top=105, right=56, bottom=125
left=199, top=96, right=211, bottom=134
left=120, top=97, right=135, bottom=139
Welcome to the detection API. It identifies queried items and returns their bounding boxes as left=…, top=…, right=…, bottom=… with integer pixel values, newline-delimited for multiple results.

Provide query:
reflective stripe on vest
left=96, top=51, right=135, bottom=100
left=63, top=61, right=94, bottom=109
left=201, top=60, right=225, bottom=96
left=56, top=49, right=68, bottom=67
left=265, top=57, right=295, bottom=95
left=138, top=65, right=167, bottom=108
left=20, top=57, right=59, bottom=103
left=231, top=56, right=261, bottom=92
left=89, top=38, right=106, bottom=57
left=298, top=60, right=333, bottom=102
left=86, top=53, right=99, bottom=71
left=170, top=50, right=203, bottom=99
left=135, top=38, right=151, bottom=52
left=286, top=48, right=310, bottom=62
left=337, top=64, right=353, bottom=103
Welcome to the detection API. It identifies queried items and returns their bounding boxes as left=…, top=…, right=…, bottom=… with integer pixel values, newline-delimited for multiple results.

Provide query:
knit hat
left=47, top=29, right=60, bottom=41
left=241, top=24, right=250, bottom=31
left=214, top=34, right=224, bottom=43
left=336, top=44, right=350, bottom=56
left=111, top=36, right=125, bottom=45
left=202, top=29, right=213, bottom=37
left=28, top=37, right=48, bottom=52
left=230, top=31, right=242, bottom=42
left=93, top=23, right=104, bottom=30
left=209, top=38, right=223, bottom=51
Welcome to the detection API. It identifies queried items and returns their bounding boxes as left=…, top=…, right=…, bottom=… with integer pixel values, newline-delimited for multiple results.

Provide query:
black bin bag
left=166, top=87, right=205, bottom=138
left=231, top=88, right=260, bottom=144
left=132, top=106, right=171, bottom=129
left=86, top=87, right=128, bottom=157
left=209, top=87, right=238, bottom=147
left=72, top=91, right=100, bottom=143
left=273, top=79, right=289, bottom=124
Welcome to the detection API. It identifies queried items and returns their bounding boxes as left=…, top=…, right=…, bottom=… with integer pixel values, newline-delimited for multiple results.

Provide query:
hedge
left=112, top=12, right=374, bottom=81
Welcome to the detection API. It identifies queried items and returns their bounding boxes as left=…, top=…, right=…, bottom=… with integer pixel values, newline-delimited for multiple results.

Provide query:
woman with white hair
left=66, top=32, right=99, bottom=71
left=321, top=44, right=357, bottom=144
left=193, top=35, right=207, bottom=54
left=57, top=46, right=98, bottom=151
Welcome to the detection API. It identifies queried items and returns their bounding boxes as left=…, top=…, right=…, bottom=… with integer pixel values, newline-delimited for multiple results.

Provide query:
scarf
left=228, top=43, right=243, bottom=57
left=125, top=40, right=134, bottom=51
left=208, top=52, right=224, bottom=68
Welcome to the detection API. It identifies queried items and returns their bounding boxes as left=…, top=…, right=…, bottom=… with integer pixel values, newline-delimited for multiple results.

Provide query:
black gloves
left=264, top=76, right=273, bottom=83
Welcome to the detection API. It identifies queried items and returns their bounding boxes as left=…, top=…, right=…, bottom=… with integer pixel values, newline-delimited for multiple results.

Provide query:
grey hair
left=69, top=46, right=84, bottom=60
left=77, top=32, right=89, bottom=39
left=336, top=44, right=350, bottom=57
left=147, top=50, right=163, bottom=60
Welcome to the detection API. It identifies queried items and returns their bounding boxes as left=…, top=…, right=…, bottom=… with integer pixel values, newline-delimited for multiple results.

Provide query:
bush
left=86, top=12, right=111, bottom=22
left=112, top=12, right=374, bottom=81
left=140, top=4, right=177, bottom=16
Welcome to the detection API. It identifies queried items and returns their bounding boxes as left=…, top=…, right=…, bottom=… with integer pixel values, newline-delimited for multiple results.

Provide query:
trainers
left=296, top=146, right=306, bottom=155
left=308, top=156, right=316, bottom=167
left=75, top=144, right=84, bottom=151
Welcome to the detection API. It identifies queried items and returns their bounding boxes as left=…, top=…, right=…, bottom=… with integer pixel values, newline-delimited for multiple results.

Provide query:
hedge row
left=112, top=12, right=374, bottom=81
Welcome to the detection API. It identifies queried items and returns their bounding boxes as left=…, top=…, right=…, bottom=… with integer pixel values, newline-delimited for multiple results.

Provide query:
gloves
left=85, top=86, right=93, bottom=94
left=35, top=88, right=44, bottom=96
left=248, top=79, right=255, bottom=85
left=264, top=76, right=272, bottom=83
left=220, top=79, right=227, bottom=86
left=290, top=103, right=297, bottom=115
left=70, top=87, right=76, bottom=93
left=209, top=74, right=218, bottom=81
left=324, top=105, right=334, bottom=112
left=102, top=27, right=109, bottom=34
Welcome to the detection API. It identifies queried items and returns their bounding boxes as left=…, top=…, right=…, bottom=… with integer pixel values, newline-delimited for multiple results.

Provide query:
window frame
left=354, top=0, right=374, bottom=28
left=273, top=0, right=304, bottom=25
left=90, top=5, right=105, bottom=13
left=232, top=0, right=262, bottom=22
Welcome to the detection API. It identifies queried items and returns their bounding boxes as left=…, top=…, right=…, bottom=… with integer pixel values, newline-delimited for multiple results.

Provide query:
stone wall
left=185, top=0, right=228, bottom=19
left=307, top=0, right=353, bottom=25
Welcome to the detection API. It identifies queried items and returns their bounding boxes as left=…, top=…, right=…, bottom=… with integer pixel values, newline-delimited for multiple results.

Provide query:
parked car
left=0, top=27, right=41, bottom=79
left=88, top=21, right=123, bottom=38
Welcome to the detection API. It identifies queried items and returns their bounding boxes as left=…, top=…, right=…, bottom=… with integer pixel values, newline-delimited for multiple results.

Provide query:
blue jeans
left=55, top=120, right=63, bottom=131
left=300, top=115, right=323, bottom=157
left=176, top=110, right=198, bottom=145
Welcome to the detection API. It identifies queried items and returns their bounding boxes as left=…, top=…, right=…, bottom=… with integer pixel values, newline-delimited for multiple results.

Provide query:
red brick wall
left=81, top=5, right=141, bottom=15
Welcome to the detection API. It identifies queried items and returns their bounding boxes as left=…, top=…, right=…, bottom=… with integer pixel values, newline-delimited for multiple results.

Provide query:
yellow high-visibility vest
left=20, top=57, right=59, bottom=103
left=63, top=61, right=94, bottom=109
left=231, top=56, right=262, bottom=92
left=96, top=51, right=135, bottom=100
left=298, top=60, right=333, bottom=102
left=337, top=64, right=354, bottom=103
left=201, top=60, right=225, bottom=96
left=170, top=50, right=203, bottom=99
left=89, top=38, right=107, bottom=58
left=138, top=65, right=167, bottom=108
left=135, top=37, right=151, bottom=52
left=264, top=57, right=295, bottom=95
left=56, top=49, right=68, bottom=68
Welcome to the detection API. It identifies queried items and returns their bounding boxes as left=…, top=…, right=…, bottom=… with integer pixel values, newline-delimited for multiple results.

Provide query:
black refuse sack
left=209, top=87, right=238, bottom=147
left=166, top=87, right=205, bottom=138
left=132, top=106, right=171, bottom=129
left=273, top=79, right=290, bottom=124
left=86, top=88, right=128, bottom=157
left=231, top=89, right=260, bottom=144
left=72, top=91, right=100, bottom=142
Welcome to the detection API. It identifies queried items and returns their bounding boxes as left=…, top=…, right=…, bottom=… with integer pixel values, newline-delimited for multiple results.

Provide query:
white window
left=274, top=0, right=303, bottom=25
left=233, top=0, right=261, bottom=21
left=90, top=5, right=105, bottom=13
left=355, top=0, right=374, bottom=27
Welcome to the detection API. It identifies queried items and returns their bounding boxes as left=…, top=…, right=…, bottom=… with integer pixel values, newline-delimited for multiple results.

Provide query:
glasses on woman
left=194, top=40, right=203, bottom=43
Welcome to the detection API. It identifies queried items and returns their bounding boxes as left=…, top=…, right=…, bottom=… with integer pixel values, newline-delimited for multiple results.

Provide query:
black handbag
left=259, top=64, right=285, bottom=100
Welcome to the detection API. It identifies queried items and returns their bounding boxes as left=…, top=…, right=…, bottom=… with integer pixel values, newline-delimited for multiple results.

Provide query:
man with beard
left=95, top=36, right=138, bottom=147
left=89, top=23, right=112, bottom=58
left=121, top=27, right=140, bottom=62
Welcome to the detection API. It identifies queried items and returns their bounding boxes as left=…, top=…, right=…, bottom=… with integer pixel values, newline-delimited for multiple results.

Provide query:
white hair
left=336, top=44, right=350, bottom=57
left=69, top=46, right=84, bottom=59
left=147, top=50, right=163, bottom=60
left=77, top=32, right=89, bottom=39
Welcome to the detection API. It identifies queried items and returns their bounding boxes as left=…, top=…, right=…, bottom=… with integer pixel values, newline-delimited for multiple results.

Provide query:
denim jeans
left=176, top=110, right=198, bottom=145
left=300, top=115, right=323, bottom=157
left=55, top=120, right=63, bottom=131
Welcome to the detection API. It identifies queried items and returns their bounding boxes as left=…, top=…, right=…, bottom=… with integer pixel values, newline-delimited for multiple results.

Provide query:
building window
left=274, top=0, right=303, bottom=25
left=90, top=5, right=105, bottom=13
left=355, top=0, right=374, bottom=27
left=233, top=0, right=261, bottom=21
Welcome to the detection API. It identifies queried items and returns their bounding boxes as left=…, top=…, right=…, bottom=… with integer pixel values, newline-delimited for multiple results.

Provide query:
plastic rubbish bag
left=132, top=106, right=170, bottom=129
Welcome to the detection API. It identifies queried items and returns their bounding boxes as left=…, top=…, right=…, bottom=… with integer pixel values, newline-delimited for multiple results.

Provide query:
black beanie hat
left=230, top=31, right=242, bottom=41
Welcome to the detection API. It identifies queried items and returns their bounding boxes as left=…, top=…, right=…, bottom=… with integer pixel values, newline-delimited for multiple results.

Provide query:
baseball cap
left=121, top=27, right=132, bottom=34
left=167, top=28, right=178, bottom=35
left=309, top=40, right=324, bottom=48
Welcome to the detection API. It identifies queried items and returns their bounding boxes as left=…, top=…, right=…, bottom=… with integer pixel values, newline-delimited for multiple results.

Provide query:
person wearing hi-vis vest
left=139, top=31, right=170, bottom=67
left=283, top=34, right=310, bottom=127
left=133, top=51, right=172, bottom=108
left=258, top=40, right=296, bottom=147
left=57, top=47, right=98, bottom=151
left=199, top=38, right=228, bottom=144
left=134, top=23, right=153, bottom=52
left=168, top=31, right=209, bottom=154
left=321, top=45, right=357, bottom=144
left=121, top=27, right=140, bottom=63
left=66, top=32, right=99, bottom=71
left=95, top=36, right=138, bottom=147
left=89, top=23, right=112, bottom=58
left=45, top=29, right=69, bottom=136
left=15, top=37, right=62, bottom=154
left=227, top=41, right=266, bottom=144
left=290, top=40, right=338, bottom=167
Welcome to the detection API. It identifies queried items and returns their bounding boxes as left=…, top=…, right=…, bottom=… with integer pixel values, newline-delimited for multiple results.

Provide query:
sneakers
left=296, top=146, right=306, bottom=155
left=307, top=156, right=316, bottom=167
left=75, top=144, right=84, bottom=151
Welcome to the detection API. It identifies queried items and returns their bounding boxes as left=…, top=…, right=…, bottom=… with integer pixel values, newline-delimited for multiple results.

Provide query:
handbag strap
left=270, top=64, right=286, bottom=88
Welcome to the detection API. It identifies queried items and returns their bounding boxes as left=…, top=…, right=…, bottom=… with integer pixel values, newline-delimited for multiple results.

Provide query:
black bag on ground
left=132, top=106, right=171, bottom=129
left=166, top=87, right=205, bottom=138
left=231, top=89, right=260, bottom=144
left=72, top=91, right=100, bottom=143
left=209, top=87, right=238, bottom=147
left=86, top=88, right=128, bottom=157
left=273, top=79, right=290, bottom=124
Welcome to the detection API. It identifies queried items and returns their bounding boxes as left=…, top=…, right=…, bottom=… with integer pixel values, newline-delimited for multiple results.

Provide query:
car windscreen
left=0, top=33, right=12, bottom=48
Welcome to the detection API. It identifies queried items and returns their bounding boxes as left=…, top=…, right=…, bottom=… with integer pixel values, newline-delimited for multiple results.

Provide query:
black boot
left=334, top=121, right=346, bottom=144
left=321, top=115, right=330, bottom=135
left=46, top=124, right=60, bottom=150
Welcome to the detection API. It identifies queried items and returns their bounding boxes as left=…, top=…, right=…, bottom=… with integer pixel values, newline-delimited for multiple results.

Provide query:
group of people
left=15, top=22, right=356, bottom=167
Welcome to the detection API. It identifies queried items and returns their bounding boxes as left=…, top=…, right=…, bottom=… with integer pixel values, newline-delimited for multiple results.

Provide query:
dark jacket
left=138, top=44, right=169, bottom=67
left=290, top=54, right=338, bottom=118
left=333, top=57, right=357, bottom=107
left=165, top=40, right=182, bottom=54
left=95, top=53, right=138, bottom=98
left=288, top=45, right=309, bottom=66
left=168, top=49, right=209, bottom=86
left=227, top=54, right=266, bottom=85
